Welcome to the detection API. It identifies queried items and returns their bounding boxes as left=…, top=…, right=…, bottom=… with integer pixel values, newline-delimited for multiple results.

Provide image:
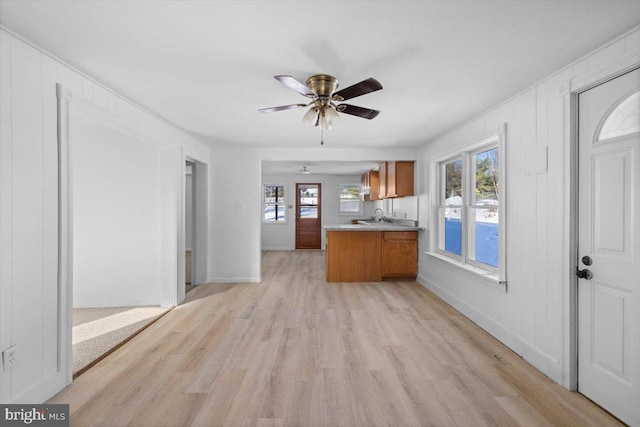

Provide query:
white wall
left=417, top=26, right=640, bottom=386
left=207, top=145, right=262, bottom=282
left=388, top=196, right=419, bottom=221
left=261, top=174, right=363, bottom=250
left=0, top=28, right=209, bottom=403
left=72, top=110, right=163, bottom=307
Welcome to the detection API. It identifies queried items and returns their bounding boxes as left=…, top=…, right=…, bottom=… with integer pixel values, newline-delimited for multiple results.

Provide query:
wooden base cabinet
left=326, top=230, right=418, bottom=282
left=326, top=231, right=382, bottom=282
left=381, top=231, right=418, bottom=277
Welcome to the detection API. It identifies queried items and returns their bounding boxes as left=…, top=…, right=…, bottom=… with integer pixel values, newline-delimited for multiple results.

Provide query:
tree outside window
left=438, top=139, right=502, bottom=272
left=339, top=184, right=362, bottom=214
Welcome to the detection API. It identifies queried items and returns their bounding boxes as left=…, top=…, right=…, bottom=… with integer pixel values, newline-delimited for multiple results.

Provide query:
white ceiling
left=1, top=1, right=639, bottom=153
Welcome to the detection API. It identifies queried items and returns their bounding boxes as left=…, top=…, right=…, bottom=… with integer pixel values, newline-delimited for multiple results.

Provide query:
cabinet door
left=395, top=161, right=414, bottom=197
left=369, top=170, right=380, bottom=200
left=379, top=162, right=387, bottom=198
left=382, top=239, right=417, bottom=277
left=386, top=161, right=397, bottom=197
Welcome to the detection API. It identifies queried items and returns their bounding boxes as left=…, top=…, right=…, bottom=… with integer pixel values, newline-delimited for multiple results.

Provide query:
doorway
left=576, top=68, right=639, bottom=425
left=295, top=183, right=322, bottom=249
left=69, top=106, right=170, bottom=376
left=181, top=158, right=208, bottom=302
left=185, top=161, right=195, bottom=294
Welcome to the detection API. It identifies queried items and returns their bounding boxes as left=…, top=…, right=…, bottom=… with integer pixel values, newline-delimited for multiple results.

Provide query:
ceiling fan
left=259, top=74, right=382, bottom=144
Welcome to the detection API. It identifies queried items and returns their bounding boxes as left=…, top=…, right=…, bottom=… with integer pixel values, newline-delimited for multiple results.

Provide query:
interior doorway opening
left=185, top=161, right=196, bottom=294
left=180, top=157, right=208, bottom=303
left=69, top=106, right=170, bottom=377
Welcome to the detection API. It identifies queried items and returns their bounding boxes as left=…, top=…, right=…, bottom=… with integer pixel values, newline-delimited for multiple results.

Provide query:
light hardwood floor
left=49, top=250, right=622, bottom=426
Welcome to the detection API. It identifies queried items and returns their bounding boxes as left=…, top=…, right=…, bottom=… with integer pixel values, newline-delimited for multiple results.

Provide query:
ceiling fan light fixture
left=323, top=106, right=340, bottom=130
left=302, top=107, right=318, bottom=125
left=260, top=74, right=383, bottom=144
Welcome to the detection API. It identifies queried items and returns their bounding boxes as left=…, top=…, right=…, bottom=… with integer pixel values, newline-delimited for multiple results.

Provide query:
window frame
left=438, top=156, right=464, bottom=262
left=262, top=183, right=288, bottom=224
left=338, top=183, right=363, bottom=215
left=432, top=125, right=506, bottom=286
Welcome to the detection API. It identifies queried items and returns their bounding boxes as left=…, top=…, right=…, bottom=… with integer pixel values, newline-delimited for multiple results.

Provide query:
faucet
left=372, top=208, right=384, bottom=222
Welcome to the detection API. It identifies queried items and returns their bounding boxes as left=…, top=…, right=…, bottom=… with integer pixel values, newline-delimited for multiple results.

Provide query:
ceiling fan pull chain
left=321, top=126, right=324, bottom=145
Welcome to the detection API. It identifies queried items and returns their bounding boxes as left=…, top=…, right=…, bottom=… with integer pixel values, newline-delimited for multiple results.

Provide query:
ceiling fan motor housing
left=306, top=74, right=339, bottom=98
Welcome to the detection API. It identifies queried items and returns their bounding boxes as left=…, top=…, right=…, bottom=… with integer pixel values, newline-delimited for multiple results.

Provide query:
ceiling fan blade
left=336, top=104, right=380, bottom=120
left=333, top=77, right=382, bottom=101
left=258, top=103, right=307, bottom=113
left=274, top=75, right=315, bottom=97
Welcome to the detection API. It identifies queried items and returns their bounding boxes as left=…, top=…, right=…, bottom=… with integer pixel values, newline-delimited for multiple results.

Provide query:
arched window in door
left=597, top=90, right=639, bottom=141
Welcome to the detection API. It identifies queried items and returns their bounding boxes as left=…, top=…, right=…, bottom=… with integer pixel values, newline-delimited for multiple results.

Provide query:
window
left=263, top=184, right=286, bottom=222
left=299, top=184, right=319, bottom=218
left=598, top=90, right=639, bottom=141
left=435, top=130, right=505, bottom=280
left=339, top=184, right=362, bottom=214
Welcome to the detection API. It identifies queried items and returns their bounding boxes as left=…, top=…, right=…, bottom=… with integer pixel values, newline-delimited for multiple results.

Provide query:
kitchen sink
left=357, top=220, right=396, bottom=226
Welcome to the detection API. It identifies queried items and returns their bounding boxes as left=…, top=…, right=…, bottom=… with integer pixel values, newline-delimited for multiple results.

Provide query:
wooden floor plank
left=48, top=250, right=623, bottom=426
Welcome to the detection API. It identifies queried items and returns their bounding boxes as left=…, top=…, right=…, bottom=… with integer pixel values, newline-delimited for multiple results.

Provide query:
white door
left=578, top=68, right=640, bottom=426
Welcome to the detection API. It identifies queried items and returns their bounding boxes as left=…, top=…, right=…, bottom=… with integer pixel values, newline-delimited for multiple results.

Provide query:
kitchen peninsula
left=324, top=222, right=421, bottom=282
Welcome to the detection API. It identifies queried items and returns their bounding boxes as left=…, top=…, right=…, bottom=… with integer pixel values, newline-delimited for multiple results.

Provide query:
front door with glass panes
left=296, top=183, right=321, bottom=249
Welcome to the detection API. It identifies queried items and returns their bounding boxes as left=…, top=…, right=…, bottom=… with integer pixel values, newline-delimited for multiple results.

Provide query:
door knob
left=581, top=255, right=593, bottom=266
left=576, top=269, right=593, bottom=280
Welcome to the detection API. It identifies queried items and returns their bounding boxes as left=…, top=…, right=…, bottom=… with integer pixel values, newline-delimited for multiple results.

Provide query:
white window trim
left=429, top=124, right=507, bottom=289
left=262, top=183, right=288, bottom=224
left=338, top=183, right=363, bottom=215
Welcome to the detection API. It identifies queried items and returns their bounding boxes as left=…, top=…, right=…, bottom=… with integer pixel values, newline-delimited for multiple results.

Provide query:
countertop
left=323, top=223, right=422, bottom=231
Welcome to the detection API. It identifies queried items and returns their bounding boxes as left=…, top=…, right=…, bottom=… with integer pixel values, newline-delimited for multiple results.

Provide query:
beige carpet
left=73, top=306, right=169, bottom=375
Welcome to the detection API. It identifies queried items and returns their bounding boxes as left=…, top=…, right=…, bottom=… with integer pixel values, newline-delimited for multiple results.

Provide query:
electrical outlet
left=2, top=346, right=16, bottom=370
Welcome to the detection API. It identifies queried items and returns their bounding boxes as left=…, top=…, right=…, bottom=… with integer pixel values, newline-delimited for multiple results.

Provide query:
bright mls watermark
left=1, top=405, right=69, bottom=426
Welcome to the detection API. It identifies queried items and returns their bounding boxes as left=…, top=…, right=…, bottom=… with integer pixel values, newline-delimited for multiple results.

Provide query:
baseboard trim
left=206, top=276, right=262, bottom=284
left=261, top=247, right=295, bottom=251
left=74, top=300, right=160, bottom=308
left=417, top=274, right=562, bottom=383
left=8, top=372, right=68, bottom=404
left=416, top=274, right=524, bottom=355
left=522, top=342, right=561, bottom=382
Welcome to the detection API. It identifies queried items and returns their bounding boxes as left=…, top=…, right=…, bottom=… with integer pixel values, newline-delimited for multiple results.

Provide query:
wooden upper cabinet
left=361, top=170, right=380, bottom=201
left=379, top=162, right=387, bottom=198
left=378, top=161, right=414, bottom=198
left=367, top=171, right=380, bottom=201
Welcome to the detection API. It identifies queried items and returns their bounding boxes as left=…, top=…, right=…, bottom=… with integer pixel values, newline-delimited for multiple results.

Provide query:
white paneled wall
left=0, top=28, right=209, bottom=403
left=418, top=26, right=640, bottom=384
